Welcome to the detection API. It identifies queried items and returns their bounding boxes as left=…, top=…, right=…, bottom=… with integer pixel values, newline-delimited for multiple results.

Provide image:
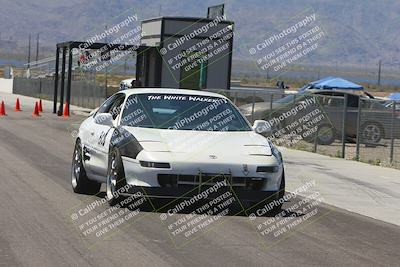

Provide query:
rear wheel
left=71, top=139, right=100, bottom=194
left=361, top=122, right=383, bottom=144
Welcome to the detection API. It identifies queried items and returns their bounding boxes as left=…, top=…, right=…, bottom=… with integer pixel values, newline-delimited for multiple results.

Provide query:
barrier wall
left=0, top=78, right=13, bottom=93
left=12, top=78, right=116, bottom=109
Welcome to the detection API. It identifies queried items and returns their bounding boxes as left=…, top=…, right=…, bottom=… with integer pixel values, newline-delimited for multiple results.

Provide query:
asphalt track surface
left=0, top=107, right=400, bottom=267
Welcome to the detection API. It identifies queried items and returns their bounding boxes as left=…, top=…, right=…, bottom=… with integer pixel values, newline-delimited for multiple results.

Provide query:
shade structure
left=299, top=76, right=364, bottom=92
left=388, top=92, right=400, bottom=100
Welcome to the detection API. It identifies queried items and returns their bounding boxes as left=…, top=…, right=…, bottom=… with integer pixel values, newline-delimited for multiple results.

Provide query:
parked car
left=239, top=90, right=400, bottom=145
left=119, top=78, right=136, bottom=90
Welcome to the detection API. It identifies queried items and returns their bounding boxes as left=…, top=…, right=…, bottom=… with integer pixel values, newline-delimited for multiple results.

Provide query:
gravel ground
left=287, top=138, right=400, bottom=170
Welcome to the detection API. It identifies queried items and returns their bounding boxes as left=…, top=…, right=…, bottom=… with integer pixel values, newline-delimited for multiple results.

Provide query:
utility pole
left=27, top=34, right=31, bottom=68
left=158, top=4, right=162, bottom=16
left=105, top=25, right=108, bottom=89
left=35, top=33, right=40, bottom=62
left=377, top=59, right=382, bottom=86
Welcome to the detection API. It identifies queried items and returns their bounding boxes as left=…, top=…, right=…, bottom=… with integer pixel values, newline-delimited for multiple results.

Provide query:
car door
left=345, top=94, right=360, bottom=136
left=81, top=94, right=119, bottom=178
left=314, top=91, right=344, bottom=132
left=86, top=93, right=126, bottom=180
left=315, top=91, right=359, bottom=137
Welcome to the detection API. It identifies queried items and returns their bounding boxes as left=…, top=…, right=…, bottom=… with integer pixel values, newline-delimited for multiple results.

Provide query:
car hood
left=123, top=126, right=272, bottom=156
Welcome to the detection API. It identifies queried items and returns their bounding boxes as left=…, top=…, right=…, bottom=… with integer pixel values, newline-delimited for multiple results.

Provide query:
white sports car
left=71, top=88, right=285, bottom=208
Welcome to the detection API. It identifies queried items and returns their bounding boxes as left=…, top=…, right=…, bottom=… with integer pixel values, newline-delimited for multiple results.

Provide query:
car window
left=109, top=96, right=125, bottom=120
left=347, top=94, right=359, bottom=108
left=96, top=95, right=119, bottom=115
left=314, top=91, right=335, bottom=96
left=94, top=94, right=125, bottom=116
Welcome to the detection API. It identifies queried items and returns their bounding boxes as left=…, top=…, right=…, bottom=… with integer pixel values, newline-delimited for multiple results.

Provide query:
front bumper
left=120, top=184, right=279, bottom=202
left=121, top=153, right=283, bottom=202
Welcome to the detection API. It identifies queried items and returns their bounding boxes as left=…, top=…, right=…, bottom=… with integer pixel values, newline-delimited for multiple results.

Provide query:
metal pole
left=66, top=47, right=73, bottom=111
left=27, top=34, right=31, bottom=69
left=233, top=91, right=238, bottom=105
left=313, top=124, right=319, bottom=153
left=251, top=91, right=255, bottom=123
left=53, top=46, right=60, bottom=113
left=341, top=94, right=348, bottom=158
left=58, top=47, right=66, bottom=115
left=355, top=96, right=362, bottom=160
left=39, top=78, right=42, bottom=98
left=35, top=33, right=40, bottom=62
left=270, top=94, right=274, bottom=111
left=390, top=101, right=396, bottom=165
left=104, top=26, right=108, bottom=91
left=377, top=60, right=382, bottom=86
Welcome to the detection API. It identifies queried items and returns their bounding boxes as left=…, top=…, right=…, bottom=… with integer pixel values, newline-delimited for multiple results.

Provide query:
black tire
left=71, top=139, right=101, bottom=194
left=244, top=169, right=285, bottom=216
left=106, top=147, right=126, bottom=206
left=277, top=169, right=285, bottom=200
left=271, top=169, right=285, bottom=215
left=361, top=122, right=383, bottom=144
left=315, top=124, right=336, bottom=145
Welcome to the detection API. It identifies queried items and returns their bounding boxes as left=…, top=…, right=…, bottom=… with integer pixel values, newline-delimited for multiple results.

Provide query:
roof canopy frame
left=53, top=41, right=140, bottom=115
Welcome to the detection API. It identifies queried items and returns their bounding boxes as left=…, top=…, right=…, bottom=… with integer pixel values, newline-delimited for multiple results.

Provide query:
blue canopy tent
left=299, top=76, right=364, bottom=92
left=388, top=92, right=400, bottom=100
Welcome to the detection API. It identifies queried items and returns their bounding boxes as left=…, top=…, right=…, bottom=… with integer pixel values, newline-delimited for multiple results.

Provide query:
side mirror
left=252, top=120, right=271, bottom=133
left=94, top=113, right=114, bottom=127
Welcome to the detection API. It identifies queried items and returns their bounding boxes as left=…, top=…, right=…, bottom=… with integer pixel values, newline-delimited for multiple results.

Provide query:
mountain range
left=0, top=0, right=399, bottom=66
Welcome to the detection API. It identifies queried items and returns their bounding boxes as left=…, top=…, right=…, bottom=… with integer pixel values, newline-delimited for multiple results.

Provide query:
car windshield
left=120, top=93, right=252, bottom=131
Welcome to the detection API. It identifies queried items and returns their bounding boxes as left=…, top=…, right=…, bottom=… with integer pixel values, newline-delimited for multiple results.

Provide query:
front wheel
left=315, top=124, right=336, bottom=145
left=272, top=170, right=285, bottom=214
left=244, top=170, right=285, bottom=216
left=106, top=148, right=126, bottom=206
left=71, top=139, right=100, bottom=194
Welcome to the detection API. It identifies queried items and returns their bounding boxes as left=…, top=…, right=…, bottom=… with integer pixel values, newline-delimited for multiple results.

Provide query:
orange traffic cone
left=38, top=99, right=43, bottom=112
left=14, top=98, right=21, bottom=112
left=0, top=101, right=6, bottom=116
left=63, top=102, right=69, bottom=118
left=32, top=102, right=40, bottom=117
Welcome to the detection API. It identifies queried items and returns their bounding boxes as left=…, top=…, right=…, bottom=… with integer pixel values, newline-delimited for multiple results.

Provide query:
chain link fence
left=13, top=77, right=120, bottom=109
left=204, top=88, right=400, bottom=170
left=11, top=80, right=400, bottom=169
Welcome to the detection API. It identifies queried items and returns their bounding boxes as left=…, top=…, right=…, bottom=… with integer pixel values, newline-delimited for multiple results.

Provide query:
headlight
left=268, top=140, right=283, bottom=163
left=116, top=131, right=143, bottom=159
left=140, top=161, right=170, bottom=169
left=256, top=166, right=279, bottom=173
